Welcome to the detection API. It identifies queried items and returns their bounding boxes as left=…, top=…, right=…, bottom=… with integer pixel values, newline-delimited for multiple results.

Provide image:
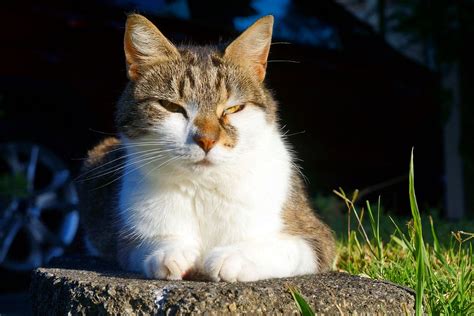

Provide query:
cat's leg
left=119, top=238, right=200, bottom=280
left=203, top=235, right=318, bottom=282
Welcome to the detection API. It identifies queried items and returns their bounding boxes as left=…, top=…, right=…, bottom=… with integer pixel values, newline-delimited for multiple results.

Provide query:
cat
left=78, top=14, right=335, bottom=282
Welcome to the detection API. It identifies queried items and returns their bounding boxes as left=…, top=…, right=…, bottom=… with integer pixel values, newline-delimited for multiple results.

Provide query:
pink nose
left=193, top=135, right=217, bottom=153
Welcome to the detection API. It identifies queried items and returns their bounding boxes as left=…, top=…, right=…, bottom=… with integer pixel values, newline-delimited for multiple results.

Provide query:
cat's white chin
left=187, top=158, right=216, bottom=171
left=193, top=158, right=213, bottom=166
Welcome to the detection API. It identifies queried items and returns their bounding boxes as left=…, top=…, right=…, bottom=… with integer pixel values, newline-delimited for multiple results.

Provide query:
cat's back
left=77, top=137, right=123, bottom=260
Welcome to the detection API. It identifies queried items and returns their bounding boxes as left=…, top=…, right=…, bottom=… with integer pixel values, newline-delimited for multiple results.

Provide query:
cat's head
left=116, top=14, right=278, bottom=172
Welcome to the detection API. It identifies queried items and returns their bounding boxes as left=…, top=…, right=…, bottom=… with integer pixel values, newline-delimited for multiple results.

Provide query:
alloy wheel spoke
left=45, top=169, right=70, bottom=193
left=34, top=192, right=77, bottom=214
left=27, top=217, right=64, bottom=247
left=4, top=145, right=23, bottom=173
left=26, top=145, right=39, bottom=193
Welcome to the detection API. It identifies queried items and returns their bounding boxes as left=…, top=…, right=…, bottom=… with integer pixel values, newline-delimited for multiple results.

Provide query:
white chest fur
left=117, top=128, right=319, bottom=281
left=118, top=128, right=291, bottom=253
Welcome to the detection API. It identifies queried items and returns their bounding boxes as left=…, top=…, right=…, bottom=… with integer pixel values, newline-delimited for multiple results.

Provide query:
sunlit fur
left=78, top=14, right=335, bottom=282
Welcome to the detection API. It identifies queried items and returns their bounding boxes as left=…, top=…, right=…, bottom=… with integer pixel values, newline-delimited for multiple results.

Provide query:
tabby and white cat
left=78, top=14, right=335, bottom=282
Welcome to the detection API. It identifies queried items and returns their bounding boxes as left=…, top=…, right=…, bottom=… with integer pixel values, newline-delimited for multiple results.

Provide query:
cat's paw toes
left=204, top=247, right=258, bottom=282
left=144, top=247, right=199, bottom=280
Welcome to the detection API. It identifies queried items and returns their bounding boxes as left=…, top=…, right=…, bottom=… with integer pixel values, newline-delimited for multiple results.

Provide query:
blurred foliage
left=0, top=173, right=28, bottom=198
left=388, top=0, right=472, bottom=121
left=388, top=0, right=474, bottom=66
left=388, top=1, right=474, bottom=216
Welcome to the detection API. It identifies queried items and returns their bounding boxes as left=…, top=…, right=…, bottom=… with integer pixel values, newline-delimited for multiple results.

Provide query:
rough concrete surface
left=30, top=256, right=415, bottom=315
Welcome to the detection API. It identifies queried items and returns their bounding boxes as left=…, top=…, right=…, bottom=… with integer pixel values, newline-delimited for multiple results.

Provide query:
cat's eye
left=159, top=100, right=188, bottom=118
left=223, top=104, right=245, bottom=116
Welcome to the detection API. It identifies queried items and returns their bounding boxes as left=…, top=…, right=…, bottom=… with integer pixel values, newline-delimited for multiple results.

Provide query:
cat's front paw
left=203, top=246, right=259, bottom=282
left=144, top=244, right=199, bottom=280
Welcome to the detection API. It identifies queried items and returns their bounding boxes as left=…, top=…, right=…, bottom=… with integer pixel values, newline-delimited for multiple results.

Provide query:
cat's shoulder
left=83, top=137, right=122, bottom=169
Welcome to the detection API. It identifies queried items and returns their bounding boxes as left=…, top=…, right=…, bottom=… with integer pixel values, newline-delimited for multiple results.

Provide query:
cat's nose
left=193, top=135, right=217, bottom=153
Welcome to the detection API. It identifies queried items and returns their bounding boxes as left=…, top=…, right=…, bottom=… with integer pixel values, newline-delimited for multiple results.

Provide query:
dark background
left=0, top=0, right=473, bottom=311
left=0, top=0, right=445, bottom=208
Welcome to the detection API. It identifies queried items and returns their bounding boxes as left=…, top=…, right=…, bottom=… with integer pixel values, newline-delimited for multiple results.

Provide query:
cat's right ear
left=124, top=14, right=180, bottom=81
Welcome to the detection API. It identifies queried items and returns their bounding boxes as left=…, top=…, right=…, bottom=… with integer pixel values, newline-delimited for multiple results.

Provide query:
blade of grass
left=389, top=216, right=415, bottom=254
left=366, top=200, right=383, bottom=262
left=409, top=149, right=426, bottom=316
left=288, top=285, right=315, bottom=316
left=333, top=189, right=374, bottom=254
left=429, top=216, right=440, bottom=254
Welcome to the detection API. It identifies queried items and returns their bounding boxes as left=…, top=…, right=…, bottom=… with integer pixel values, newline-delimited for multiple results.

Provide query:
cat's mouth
left=194, top=158, right=213, bottom=166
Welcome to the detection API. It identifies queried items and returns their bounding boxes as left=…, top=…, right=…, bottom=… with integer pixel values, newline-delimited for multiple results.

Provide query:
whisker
left=76, top=148, right=174, bottom=180
left=285, top=130, right=306, bottom=137
left=79, top=151, right=170, bottom=182
left=267, top=60, right=300, bottom=64
left=291, top=161, right=309, bottom=184
left=138, top=155, right=184, bottom=185
left=88, top=128, right=119, bottom=136
left=271, top=41, right=292, bottom=45
left=76, top=148, right=156, bottom=179
left=99, top=142, right=176, bottom=155
left=90, top=153, right=177, bottom=190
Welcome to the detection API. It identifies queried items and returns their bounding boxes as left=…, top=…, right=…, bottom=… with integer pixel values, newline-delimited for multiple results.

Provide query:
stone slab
left=30, top=256, right=415, bottom=315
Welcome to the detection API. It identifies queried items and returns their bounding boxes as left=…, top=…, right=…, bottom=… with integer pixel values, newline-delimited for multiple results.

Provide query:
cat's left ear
left=124, top=14, right=180, bottom=81
left=224, top=15, right=273, bottom=82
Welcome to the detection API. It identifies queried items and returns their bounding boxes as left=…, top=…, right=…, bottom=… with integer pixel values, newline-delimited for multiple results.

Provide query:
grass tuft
left=291, top=151, right=474, bottom=315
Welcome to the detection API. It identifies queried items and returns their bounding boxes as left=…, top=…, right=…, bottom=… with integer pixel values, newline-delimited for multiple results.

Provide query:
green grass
left=0, top=172, right=28, bottom=197
left=291, top=151, right=473, bottom=315
left=288, top=285, right=315, bottom=316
